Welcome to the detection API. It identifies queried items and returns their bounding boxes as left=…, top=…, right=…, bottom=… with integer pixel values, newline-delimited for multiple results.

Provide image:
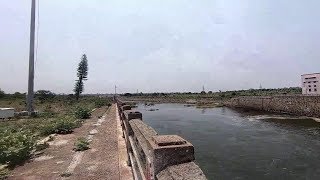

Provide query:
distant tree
left=35, top=90, right=55, bottom=101
left=200, top=91, right=206, bottom=94
left=208, top=91, right=213, bottom=94
left=0, top=88, right=5, bottom=98
left=74, top=54, right=88, bottom=100
left=124, top=93, right=132, bottom=97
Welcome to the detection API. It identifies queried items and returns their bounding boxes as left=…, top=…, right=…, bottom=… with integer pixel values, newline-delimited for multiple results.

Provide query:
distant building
left=301, top=73, right=320, bottom=95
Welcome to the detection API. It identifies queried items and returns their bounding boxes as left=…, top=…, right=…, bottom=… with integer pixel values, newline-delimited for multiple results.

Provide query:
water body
left=136, top=104, right=320, bottom=180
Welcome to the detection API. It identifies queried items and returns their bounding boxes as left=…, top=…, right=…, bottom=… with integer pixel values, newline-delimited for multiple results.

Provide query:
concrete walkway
left=9, top=104, right=132, bottom=180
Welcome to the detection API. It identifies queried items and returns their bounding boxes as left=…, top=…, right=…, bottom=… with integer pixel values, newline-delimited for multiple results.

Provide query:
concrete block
left=121, top=105, right=132, bottom=111
left=157, top=162, right=207, bottom=180
left=0, top=108, right=14, bottom=119
left=149, top=135, right=195, bottom=176
left=124, top=110, right=142, bottom=120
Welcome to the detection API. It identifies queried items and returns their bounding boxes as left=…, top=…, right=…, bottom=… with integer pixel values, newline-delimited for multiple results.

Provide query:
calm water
left=136, top=103, right=320, bottom=180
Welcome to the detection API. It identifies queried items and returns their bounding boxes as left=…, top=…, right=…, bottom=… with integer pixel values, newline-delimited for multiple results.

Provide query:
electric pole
left=27, top=0, right=36, bottom=114
left=115, top=85, right=117, bottom=96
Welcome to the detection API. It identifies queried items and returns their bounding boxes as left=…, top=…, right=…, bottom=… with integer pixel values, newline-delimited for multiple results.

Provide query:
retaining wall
left=226, top=95, right=320, bottom=117
left=116, top=100, right=207, bottom=180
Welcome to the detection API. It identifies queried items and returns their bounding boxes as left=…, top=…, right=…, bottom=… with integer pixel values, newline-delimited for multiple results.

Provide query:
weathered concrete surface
left=9, top=105, right=130, bottom=180
left=149, top=135, right=195, bottom=176
left=123, top=110, right=142, bottom=121
left=128, top=119, right=199, bottom=179
left=226, top=95, right=320, bottom=117
left=117, top=100, right=207, bottom=179
left=157, top=162, right=206, bottom=180
left=116, top=105, right=133, bottom=180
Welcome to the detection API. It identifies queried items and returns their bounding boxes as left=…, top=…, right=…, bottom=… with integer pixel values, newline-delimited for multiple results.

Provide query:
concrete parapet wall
left=116, top=100, right=207, bottom=180
left=226, top=95, right=320, bottom=117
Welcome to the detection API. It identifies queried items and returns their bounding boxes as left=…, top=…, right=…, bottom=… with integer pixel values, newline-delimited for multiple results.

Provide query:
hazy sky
left=1, top=0, right=319, bottom=94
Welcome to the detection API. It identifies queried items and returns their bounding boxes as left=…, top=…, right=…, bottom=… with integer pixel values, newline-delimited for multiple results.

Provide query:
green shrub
left=0, top=130, right=36, bottom=166
left=74, top=107, right=91, bottom=119
left=0, top=166, right=9, bottom=179
left=35, top=142, right=49, bottom=152
left=40, top=117, right=80, bottom=136
left=94, top=99, right=105, bottom=108
left=74, top=137, right=89, bottom=151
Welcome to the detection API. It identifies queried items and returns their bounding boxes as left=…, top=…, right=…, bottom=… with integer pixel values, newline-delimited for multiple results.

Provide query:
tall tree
left=74, top=54, right=88, bottom=100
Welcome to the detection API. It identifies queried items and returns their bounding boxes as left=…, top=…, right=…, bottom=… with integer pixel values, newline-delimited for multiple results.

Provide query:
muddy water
left=136, top=104, right=320, bottom=180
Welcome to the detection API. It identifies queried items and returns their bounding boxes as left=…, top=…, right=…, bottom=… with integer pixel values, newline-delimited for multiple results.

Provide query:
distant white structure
left=0, top=108, right=15, bottom=119
left=301, top=73, right=320, bottom=95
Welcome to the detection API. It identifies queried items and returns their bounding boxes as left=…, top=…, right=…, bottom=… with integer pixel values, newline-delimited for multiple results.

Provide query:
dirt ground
left=8, top=104, right=128, bottom=180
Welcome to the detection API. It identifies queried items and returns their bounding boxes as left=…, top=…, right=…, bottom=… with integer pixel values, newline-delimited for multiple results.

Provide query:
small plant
left=94, top=99, right=105, bottom=108
left=35, top=142, right=49, bottom=152
left=40, top=117, right=79, bottom=136
left=60, top=172, right=72, bottom=177
left=0, top=130, right=36, bottom=167
left=74, top=107, right=91, bottom=119
left=74, top=137, right=89, bottom=151
left=0, top=166, right=9, bottom=180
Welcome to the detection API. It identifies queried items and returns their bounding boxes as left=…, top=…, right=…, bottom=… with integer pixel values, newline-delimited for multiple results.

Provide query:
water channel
left=135, top=103, right=320, bottom=180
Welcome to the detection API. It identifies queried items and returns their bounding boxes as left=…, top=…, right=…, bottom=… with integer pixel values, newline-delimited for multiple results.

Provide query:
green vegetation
left=94, top=99, right=112, bottom=108
left=74, top=137, right=90, bottom=151
left=40, top=117, right=81, bottom=136
left=74, top=107, right=91, bottom=119
left=0, top=89, right=5, bottom=99
left=0, top=166, right=9, bottom=179
left=0, top=92, right=112, bottom=169
left=121, top=87, right=302, bottom=101
left=0, top=130, right=36, bottom=167
left=74, top=54, right=88, bottom=100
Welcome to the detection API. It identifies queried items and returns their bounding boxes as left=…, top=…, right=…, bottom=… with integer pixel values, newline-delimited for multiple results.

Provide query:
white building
left=301, top=73, right=320, bottom=95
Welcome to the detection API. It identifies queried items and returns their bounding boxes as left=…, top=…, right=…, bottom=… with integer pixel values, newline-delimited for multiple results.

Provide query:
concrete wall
left=116, top=100, right=207, bottom=180
left=226, top=95, right=320, bottom=117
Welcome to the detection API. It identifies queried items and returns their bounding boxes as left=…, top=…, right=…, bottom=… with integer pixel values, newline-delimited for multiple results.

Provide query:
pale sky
left=1, top=0, right=319, bottom=94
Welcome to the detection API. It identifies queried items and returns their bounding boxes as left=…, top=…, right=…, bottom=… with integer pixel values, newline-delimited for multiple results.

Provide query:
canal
left=136, top=103, right=320, bottom=180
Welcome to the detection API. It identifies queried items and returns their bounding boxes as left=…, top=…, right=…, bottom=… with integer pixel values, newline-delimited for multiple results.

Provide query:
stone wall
left=226, top=95, right=320, bottom=117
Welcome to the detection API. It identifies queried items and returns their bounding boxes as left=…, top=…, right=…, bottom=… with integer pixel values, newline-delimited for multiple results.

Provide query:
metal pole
left=27, top=0, right=36, bottom=114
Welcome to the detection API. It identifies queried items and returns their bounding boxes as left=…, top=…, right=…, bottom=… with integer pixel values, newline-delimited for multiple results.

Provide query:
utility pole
left=114, top=85, right=117, bottom=96
left=27, top=0, right=36, bottom=114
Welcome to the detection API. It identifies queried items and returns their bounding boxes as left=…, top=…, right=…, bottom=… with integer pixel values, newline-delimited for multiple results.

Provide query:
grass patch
left=74, top=107, right=91, bottom=119
left=40, top=117, right=81, bottom=136
left=0, top=166, right=9, bottom=180
left=74, top=137, right=90, bottom=151
left=0, top=95, right=112, bottom=173
left=0, top=130, right=36, bottom=167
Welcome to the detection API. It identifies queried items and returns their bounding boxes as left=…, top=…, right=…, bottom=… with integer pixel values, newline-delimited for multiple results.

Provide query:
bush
left=74, top=107, right=91, bottom=119
left=94, top=99, right=106, bottom=108
left=35, top=90, right=55, bottom=102
left=0, top=89, right=5, bottom=99
left=40, top=117, right=80, bottom=136
left=74, top=137, right=89, bottom=151
left=0, top=130, right=36, bottom=166
left=0, top=166, right=9, bottom=179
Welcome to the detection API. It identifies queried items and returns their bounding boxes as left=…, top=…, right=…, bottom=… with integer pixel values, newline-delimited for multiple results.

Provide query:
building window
left=309, top=89, right=312, bottom=92
left=314, top=81, right=317, bottom=83
left=315, top=89, right=317, bottom=92
left=315, top=85, right=317, bottom=87
left=309, top=85, right=311, bottom=87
